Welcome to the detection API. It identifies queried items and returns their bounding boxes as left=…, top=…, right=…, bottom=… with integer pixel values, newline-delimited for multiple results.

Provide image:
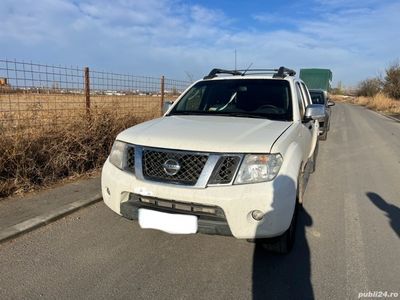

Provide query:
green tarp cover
left=299, top=69, right=332, bottom=91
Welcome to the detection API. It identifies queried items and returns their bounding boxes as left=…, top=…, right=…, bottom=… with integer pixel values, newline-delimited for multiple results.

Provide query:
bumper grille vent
left=126, top=146, right=135, bottom=173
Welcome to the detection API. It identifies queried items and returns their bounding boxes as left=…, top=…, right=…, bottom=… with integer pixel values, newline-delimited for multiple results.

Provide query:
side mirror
left=327, top=100, right=335, bottom=107
left=304, top=104, right=325, bottom=122
left=163, top=100, right=174, bottom=114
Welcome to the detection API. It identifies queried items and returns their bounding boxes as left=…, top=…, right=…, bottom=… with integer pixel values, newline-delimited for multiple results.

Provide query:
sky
left=1, top=0, right=399, bottom=86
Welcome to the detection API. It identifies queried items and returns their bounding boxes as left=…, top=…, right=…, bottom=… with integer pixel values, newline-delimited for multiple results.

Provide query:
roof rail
left=203, top=69, right=243, bottom=79
left=204, top=66, right=296, bottom=79
left=273, top=67, right=296, bottom=78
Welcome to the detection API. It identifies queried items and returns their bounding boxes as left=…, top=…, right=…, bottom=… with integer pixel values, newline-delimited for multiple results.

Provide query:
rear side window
left=300, top=83, right=312, bottom=106
left=295, top=83, right=305, bottom=118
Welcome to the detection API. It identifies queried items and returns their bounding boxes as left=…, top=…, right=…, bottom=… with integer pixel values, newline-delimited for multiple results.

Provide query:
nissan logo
left=162, top=159, right=181, bottom=176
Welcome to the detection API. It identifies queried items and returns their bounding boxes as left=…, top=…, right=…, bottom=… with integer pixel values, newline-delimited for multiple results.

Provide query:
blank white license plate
left=138, top=208, right=198, bottom=234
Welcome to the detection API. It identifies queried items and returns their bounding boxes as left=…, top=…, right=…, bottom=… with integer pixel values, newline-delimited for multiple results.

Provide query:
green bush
left=357, top=78, right=382, bottom=97
left=383, top=62, right=400, bottom=100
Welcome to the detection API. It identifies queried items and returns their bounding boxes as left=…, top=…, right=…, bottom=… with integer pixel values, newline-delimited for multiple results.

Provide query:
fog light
left=251, top=210, right=264, bottom=221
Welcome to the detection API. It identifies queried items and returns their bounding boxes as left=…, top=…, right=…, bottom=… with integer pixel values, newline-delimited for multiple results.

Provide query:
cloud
left=0, top=0, right=78, bottom=43
left=190, top=5, right=225, bottom=24
left=0, top=0, right=399, bottom=86
left=252, top=13, right=283, bottom=24
left=299, top=2, right=400, bottom=62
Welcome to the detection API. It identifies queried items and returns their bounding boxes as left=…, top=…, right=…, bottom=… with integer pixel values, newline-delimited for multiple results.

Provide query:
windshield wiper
left=168, top=111, right=209, bottom=116
left=215, top=112, right=268, bottom=119
left=219, top=112, right=291, bottom=121
left=169, top=111, right=282, bottom=120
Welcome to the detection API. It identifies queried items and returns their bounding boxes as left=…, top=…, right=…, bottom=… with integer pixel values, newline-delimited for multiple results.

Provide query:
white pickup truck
left=101, top=67, right=325, bottom=253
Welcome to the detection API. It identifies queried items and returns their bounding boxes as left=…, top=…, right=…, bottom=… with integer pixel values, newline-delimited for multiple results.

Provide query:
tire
left=311, top=141, right=319, bottom=173
left=256, top=205, right=298, bottom=254
left=319, top=130, right=327, bottom=141
left=297, top=170, right=305, bottom=206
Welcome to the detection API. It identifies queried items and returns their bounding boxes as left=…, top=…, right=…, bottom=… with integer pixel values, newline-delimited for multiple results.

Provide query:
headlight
left=109, top=140, right=127, bottom=169
left=234, top=154, right=283, bottom=184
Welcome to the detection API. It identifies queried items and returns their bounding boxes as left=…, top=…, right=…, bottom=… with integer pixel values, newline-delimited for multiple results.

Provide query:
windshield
left=168, top=79, right=293, bottom=121
left=310, top=91, right=325, bottom=104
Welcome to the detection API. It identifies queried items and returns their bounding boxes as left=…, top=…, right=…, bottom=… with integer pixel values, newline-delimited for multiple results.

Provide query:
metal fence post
left=160, top=75, right=165, bottom=116
left=84, top=67, right=91, bottom=117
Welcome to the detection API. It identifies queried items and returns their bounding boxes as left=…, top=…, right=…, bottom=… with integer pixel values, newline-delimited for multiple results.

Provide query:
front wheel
left=256, top=206, right=297, bottom=254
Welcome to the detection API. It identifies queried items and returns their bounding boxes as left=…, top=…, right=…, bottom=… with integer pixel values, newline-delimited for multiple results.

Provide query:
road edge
left=340, top=101, right=400, bottom=122
left=0, top=193, right=102, bottom=244
left=374, top=110, right=400, bottom=122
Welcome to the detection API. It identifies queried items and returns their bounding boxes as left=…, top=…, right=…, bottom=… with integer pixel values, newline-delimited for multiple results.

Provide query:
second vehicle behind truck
left=309, top=89, right=335, bottom=140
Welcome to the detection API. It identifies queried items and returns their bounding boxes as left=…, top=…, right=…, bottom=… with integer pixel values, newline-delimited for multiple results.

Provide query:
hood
left=117, top=115, right=291, bottom=153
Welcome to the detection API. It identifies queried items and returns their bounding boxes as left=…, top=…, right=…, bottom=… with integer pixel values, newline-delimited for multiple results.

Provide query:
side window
left=300, top=83, right=312, bottom=106
left=295, top=83, right=305, bottom=118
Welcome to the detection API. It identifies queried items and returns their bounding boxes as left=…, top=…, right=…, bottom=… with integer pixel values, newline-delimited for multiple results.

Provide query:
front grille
left=142, top=149, right=208, bottom=185
left=126, top=146, right=135, bottom=173
left=208, top=156, right=241, bottom=184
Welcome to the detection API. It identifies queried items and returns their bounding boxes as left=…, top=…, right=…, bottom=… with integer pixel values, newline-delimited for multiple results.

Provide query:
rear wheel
left=297, top=170, right=305, bottom=206
left=311, top=141, right=319, bottom=173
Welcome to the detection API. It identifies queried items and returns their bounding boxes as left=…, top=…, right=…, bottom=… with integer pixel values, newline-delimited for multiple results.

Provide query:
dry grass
left=365, top=93, right=399, bottom=112
left=354, top=96, right=370, bottom=106
left=0, top=91, right=169, bottom=198
left=0, top=110, right=145, bottom=198
left=331, top=93, right=400, bottom=115
left=0, top=93, right=161, bottom=132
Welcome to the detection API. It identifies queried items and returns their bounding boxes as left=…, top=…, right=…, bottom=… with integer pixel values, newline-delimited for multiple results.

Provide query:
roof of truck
left=203, top=67, right=296, bottom=80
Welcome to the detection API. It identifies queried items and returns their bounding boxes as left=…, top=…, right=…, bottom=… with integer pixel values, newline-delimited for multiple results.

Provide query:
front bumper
left=101, top=159, right=296, bottom=239
left=121, top=194, right=232, bottom=236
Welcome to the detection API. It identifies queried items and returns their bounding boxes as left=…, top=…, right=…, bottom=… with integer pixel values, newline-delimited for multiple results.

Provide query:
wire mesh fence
left=0, top=59, right=190, bottom=134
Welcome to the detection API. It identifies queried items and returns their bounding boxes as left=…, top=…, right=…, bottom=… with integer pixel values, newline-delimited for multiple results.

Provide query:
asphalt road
left=0, top=103, right=399, bottom=300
